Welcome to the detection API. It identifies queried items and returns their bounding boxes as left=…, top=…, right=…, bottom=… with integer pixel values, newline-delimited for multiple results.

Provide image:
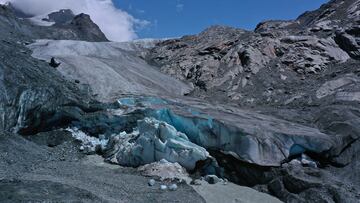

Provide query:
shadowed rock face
left=65, top=13, right=108, bottom=42
left=1, top=0, right=360, bottom=202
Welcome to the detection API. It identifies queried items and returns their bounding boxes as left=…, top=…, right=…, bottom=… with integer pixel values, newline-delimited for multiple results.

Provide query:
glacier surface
left=28, top=40, right=193, bottom=102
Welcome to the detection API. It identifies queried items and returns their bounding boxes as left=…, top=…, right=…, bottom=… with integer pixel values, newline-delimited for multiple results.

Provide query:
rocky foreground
left=1, top=0, right=360, bottom=202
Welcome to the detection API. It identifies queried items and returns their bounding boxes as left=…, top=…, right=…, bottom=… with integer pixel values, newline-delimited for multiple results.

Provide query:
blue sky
left=114, top=0, right=328, bottom=39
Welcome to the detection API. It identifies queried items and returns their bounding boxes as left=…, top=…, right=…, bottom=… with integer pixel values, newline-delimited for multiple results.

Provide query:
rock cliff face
left=1, top=0, right=360, bottom=202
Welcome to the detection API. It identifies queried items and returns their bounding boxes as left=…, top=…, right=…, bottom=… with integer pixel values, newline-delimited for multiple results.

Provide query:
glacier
left=27, top=39, right=338, bottom=170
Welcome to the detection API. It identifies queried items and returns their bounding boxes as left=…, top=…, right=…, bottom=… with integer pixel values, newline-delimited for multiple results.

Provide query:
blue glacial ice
left=105, top=117, right=210, bottom=170
left=110, top=95, right=336, bottom=167
left=143, top=107, right=335, bottom=166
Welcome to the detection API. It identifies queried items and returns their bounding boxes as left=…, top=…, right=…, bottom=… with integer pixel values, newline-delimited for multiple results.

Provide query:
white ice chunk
left=66, top=127, right=108, bottom=153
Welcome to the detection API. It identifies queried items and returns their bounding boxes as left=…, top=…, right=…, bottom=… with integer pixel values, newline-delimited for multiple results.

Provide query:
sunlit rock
left=139, top=159, right=189, bottom=181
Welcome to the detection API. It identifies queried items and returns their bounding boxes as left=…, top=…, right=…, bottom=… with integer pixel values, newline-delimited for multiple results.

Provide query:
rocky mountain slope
left=144, top=0, right=360, bottom=202
left=1, top=0, right=360, bottom=202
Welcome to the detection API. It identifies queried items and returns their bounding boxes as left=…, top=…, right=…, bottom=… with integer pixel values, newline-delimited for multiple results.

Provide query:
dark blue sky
left=114, top=0, right=328, bottom=39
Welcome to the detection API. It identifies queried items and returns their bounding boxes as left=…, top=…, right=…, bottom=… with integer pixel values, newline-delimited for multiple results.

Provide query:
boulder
left=138, top=159, right=189, bottom=181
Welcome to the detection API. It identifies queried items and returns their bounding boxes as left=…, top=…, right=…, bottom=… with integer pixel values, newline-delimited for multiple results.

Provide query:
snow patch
left=28, top=15, right=55, bottom=26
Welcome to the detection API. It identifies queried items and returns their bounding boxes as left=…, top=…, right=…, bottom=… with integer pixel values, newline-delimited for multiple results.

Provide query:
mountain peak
left=67, top=13, right=108, bottom=41
left=42, top=9, right=75, bottom=25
